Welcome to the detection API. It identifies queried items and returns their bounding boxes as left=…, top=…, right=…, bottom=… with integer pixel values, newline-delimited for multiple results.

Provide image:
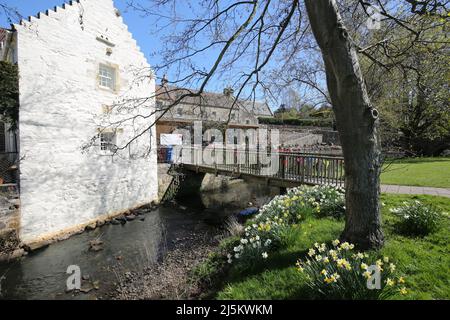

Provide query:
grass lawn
left=203, top=194, right=450, bottom=300
left=381, top=157, right=450, bottom=188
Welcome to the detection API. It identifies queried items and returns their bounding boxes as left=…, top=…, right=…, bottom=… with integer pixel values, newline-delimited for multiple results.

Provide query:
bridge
left=158, top=147, right=345, bottom=201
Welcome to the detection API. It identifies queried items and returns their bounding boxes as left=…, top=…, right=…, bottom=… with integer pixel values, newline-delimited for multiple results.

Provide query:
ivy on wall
left=0, top=61, right=19, bottom=130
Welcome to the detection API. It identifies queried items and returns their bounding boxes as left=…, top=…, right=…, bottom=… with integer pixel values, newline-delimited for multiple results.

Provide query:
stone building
left=0, top=0, right=158, bottom=247
left=155, top=84, right=273, bottom=146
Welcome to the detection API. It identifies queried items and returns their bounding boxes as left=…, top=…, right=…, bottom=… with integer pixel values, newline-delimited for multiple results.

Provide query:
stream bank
left=0, top=177, right=279, bottom=300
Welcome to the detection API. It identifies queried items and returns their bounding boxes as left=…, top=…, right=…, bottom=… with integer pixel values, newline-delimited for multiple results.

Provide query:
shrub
left=0, top=61, right=19, bottom=130
left=296, top=240, right=407, bottom=300
left=390, top=201, right=444, bottom=236
left=258, top=117, right=333, bottom=128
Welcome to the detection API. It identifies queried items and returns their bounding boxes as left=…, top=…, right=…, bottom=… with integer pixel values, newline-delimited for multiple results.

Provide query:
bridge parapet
left=163, top=146, right=345, bottom=188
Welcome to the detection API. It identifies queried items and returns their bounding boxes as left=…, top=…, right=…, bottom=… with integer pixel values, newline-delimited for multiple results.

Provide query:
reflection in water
left=0, top=180, right=278, bottom=300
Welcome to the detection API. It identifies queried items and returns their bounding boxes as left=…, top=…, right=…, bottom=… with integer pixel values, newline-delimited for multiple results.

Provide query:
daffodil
left=340, top=242, right=353, bottom=250
left=337, top=258, right=351, bottom=270
left=399, top=287, right=408, bottom=295
left=398, top=277, right=405, bottom=284
left=389, top=263, right=396, bottom=272
left=308, top=248, right=316, bottom=257
left=324, top=275, right=338, bottom=284
left=296, top=260, right=304, bottom=272
left=361, top=263, right=369, bottom=270
left=386, top=278, right=395, bottom=286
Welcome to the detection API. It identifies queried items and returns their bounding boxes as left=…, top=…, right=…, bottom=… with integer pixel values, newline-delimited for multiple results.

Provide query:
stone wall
left=313, top=129, right=340, bottom=145
left=0, top=184, right=20, bottom=259
left=157, top=163, right=173, bottom=202
left=15, top=0, right=158, bottom=245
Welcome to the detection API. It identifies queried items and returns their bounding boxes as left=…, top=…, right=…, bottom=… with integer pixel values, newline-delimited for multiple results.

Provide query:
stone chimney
left=161, top=74, right=169, bottom=87
left=223, top=86, right=234, bottom=97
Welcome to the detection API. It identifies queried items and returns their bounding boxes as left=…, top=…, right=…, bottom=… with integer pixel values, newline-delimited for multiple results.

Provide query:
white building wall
left=15, top=0, right=157, bottom=244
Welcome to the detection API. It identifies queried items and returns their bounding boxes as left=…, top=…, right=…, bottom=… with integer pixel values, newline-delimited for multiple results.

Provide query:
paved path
left=381, top=185, right=450, bottom=198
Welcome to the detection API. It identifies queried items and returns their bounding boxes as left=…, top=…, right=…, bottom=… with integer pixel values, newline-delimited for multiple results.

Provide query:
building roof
left=155, top=85, right=273, bottom=117
left=10, top=0, right=82, bottom=31
left=0, top=29, right=7, bottom=42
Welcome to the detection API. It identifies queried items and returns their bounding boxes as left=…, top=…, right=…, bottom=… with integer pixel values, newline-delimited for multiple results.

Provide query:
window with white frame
left=99, top=64, right=116, bottom=90
left=99, top=131, right=117, bottom=152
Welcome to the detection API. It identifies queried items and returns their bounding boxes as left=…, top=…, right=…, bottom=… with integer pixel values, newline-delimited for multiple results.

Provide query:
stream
left=0, top=179, right=279, bottom=300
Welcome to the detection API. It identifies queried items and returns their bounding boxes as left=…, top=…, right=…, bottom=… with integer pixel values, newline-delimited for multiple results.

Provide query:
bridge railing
left=167, top=146, right=345, bottom=187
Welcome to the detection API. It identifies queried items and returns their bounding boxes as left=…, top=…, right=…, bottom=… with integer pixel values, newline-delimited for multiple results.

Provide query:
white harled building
left=0, top=0, right=158, bottom=246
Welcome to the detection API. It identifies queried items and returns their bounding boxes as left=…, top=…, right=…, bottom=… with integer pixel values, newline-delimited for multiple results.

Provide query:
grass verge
left=193, top=194, right=450, bottom=300
left=381, top=157, right=450, bottom=188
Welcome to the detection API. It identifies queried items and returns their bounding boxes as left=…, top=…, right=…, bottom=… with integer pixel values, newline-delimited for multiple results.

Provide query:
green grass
left=202, top=194, right=450, bottom=300
left=381, top=157, right=450, bottom=188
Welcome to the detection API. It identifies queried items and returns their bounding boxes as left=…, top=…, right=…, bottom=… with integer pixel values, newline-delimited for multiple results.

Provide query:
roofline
left=156, top=85, right=272, bottom=115
left=12, top=0, right=81, bottom=31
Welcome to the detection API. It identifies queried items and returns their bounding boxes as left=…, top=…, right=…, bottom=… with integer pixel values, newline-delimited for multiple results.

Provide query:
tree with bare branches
left=106, top=0, right=447, bottom=249
left=2, top=0, right=447, bottom=249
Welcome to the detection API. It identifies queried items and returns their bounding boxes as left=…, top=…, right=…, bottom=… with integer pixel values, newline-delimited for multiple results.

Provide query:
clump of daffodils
left=390, top=200, right=444, bottom=236
left=296, top=240, right=407, bottom=299
left=226, top=185, right=345, bottom=265
left=299, top=185, right=346, bottom=218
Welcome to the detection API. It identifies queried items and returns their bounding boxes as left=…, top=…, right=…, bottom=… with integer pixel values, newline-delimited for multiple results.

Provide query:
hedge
left=258, top=117, right=333, bottom=127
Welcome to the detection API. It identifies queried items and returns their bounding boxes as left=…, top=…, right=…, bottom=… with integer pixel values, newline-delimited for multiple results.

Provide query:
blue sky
left=0, top=0, right=167, bottom=72
left=0, top=0, right=308, bottom=110
left=0, top=0, right=233, bottom=95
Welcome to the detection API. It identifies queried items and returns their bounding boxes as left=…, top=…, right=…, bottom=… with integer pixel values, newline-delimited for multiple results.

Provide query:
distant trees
left=358, top=11, right=450, bottom=155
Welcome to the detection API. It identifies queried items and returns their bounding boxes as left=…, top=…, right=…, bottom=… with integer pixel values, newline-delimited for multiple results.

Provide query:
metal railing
left=159, top=146, right=345, bottom=187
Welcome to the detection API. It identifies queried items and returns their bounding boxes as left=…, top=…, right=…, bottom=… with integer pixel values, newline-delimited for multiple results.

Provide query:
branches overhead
left=0, top=2, right=21, bottom=25
left=84, top=0, right=448, bottom=155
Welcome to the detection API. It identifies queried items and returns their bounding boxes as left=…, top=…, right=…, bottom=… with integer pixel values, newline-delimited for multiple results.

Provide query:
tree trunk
left=304, top=0, right=384, bottom=249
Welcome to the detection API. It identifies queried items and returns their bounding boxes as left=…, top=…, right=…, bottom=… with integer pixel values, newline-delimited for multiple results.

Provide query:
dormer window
left=99, top=64, right=116, bottom=90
